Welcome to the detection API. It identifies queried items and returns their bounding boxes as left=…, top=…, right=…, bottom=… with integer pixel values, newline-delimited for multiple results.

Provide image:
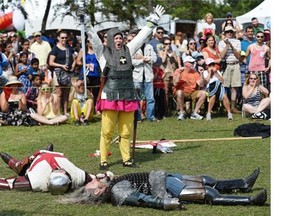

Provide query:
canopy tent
left=236, top=0, right=271, bottom=30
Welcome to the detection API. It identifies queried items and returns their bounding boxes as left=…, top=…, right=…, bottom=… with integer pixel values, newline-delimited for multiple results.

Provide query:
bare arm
left=18, top=93, right=27, bottom=111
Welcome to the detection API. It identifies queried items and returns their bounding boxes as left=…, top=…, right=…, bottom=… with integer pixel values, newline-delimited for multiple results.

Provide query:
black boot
left=204, top=186, right=267, bottom=206
left=203, top=167, right=260, bottom=193
left=0, top=152, right=28, bottom=176
left=0, top=152, right=12, bottom=164
left=250, top=189, right=267, bottom=206
left=241, top=167, right=260, bottom=193
left=45, top=143, right=54, bottom=151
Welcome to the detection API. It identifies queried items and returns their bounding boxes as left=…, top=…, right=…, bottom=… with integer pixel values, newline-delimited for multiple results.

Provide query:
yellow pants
left=100, top=110, right=134, bottom=163
left=70, top=99, right=94, bottom=121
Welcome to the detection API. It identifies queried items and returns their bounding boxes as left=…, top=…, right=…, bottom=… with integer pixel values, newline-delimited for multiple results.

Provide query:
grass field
left=0, top=113, right=271, bottom=216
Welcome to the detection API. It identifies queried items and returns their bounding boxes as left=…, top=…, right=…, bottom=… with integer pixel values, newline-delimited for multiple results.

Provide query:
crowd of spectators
left=0, top=12, right=271, bottom=126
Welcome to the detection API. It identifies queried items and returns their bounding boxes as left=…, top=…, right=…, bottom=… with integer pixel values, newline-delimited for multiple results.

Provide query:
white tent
left=236, top=0, right=271, bottom=29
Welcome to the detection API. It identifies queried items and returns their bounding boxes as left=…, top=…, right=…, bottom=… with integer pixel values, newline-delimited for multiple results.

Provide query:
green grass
left=0, top=114, right=270, bottom=216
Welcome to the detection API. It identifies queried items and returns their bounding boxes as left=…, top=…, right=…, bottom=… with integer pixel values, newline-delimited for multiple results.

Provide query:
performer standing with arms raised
left=86, top=5, right=166, bottom=170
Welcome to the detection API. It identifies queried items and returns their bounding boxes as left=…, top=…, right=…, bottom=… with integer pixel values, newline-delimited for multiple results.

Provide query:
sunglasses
left=61, top=37, right=67, bottom=39
left=164, top=43, right=171, bottom=45
left=35, top=35, right=41, bottom=38
left=256, top=35, right=264, bottom=39
left=157, top=31, right=164, bottom=34
left=249, top=77, right=257, bottom=80
left=208, top=63, right=215, bottom=67
left=41, top=88, right=50, bottom=92
left=225, top=31, right=234, bottom=34
left=189, top=42, right=196, bottom=45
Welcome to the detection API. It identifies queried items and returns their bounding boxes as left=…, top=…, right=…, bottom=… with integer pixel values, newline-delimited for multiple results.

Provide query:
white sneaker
left=190, top=112, right=203, bottom=120
left=206, top=112, right=212, bottom=121
left=228, top=112, right=233, bottom=120
left=177, top=112, right=186, bottom=120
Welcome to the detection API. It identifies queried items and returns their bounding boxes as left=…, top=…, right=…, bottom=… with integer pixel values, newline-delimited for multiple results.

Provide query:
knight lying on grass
left=60, top=168, right=267, bottom=210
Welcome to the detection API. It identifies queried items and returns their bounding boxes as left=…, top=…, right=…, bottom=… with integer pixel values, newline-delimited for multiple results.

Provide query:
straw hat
left=5, top=76, right=23, bottom=86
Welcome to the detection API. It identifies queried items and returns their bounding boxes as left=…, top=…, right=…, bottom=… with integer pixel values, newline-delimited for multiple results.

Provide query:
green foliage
left=0, top=114, right=270, bottom=215
left=47, top=0, right=265, bottom=29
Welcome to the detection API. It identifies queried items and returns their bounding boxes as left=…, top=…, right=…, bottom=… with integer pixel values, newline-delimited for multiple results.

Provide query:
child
left=26, top=74, right=42, bottom=111
left=14, top=52, right=31, bottom=93
left=202, top=13, right=216, bottom=36
left=69, top=78, right=94, bottom=126
left=237, top=51, right=248, bottom=107
left=27, top=58, right=45, bottom=82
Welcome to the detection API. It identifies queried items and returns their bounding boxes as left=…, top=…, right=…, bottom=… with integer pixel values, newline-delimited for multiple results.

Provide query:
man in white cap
left=173, top=56, right=206, bottom=120
left=30, top=31, right=51, bottom=72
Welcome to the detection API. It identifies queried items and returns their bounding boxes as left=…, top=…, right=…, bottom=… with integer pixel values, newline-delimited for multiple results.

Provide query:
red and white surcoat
left=26, top=151, right=86, bottom=192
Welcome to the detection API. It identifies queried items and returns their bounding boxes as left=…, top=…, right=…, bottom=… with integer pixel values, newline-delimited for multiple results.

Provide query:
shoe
left=123, top=160, right=138, bottom=168
left=75, top=120, right=80, bottom=126
left=99, top=162, right=108, bottom=170
left=250, top=189, right=267, bottom=206
left=177, top=112, right=185, bottom=120
left=0, top=152, right=12, bottom=164
left=45, top=144, right=54, bottom=151
left=83, top=119, right=89, bottom=126
left=206, top=112, right=212, bottom=121
left=241, top=167, right=260, bottom=193
left=150, top=118, right=160, bottom=122
left=227, top=112, right=233, bottom=120
left=231, top=108, right=242, bottom=114
left=190, top=112, right=203, bottom=120
left=252, top=112, right=267, bottom=120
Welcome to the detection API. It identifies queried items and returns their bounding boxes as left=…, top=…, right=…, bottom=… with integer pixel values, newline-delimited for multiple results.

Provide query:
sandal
left=99, top=162, right=108, bottom=170
left=123, top=160, right=137, bottom=168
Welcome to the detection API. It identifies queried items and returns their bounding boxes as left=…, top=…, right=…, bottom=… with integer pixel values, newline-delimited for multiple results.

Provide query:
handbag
left=55, top=47, right=71, bottom=86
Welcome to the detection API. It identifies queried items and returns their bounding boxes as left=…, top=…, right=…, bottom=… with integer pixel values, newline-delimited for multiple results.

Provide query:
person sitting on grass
left=30, top=82, right=68, bottom=125
left=59, top=168, right=267, bottom=210
left=242, top=72, right=270, bottom=119
left=69, top=78, right=94, bottom=126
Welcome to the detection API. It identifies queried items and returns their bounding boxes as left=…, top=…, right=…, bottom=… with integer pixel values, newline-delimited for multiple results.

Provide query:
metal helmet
left=47, top=169, right=72, bottom=195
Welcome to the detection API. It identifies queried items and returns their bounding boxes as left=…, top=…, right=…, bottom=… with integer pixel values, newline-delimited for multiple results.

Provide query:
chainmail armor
left=149, top=170, right=169, bottom=198
left=102, top=28, right=137, bottom=101
left=109, top=172, right=151, bottom=195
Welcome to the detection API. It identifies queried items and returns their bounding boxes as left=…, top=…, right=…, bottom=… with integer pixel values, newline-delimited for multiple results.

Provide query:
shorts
left=223, top=64, right=241, bottom=88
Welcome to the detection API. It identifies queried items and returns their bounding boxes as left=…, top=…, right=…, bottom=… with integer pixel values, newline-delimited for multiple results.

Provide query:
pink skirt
left=96, top=99, right=139, bottom=112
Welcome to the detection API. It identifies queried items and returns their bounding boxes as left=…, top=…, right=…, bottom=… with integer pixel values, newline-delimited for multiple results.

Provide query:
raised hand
left=146, top=5, right=165, bottom=25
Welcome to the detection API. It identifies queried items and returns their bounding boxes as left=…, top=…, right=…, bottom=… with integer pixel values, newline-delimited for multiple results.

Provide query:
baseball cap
left=240, top=51, right=246, bottom=56
left=33, top=31, right=42, bottom=37
left=224, top=26, right=236, bottom=32
left=191, top=51, right=204, bottom=60
left=204, top=29, right=213, bottom=36
left=205, top=58, right=215, bottom=65
left=183, top=56, right=195, bottom=63
left=226, top=12, right=232, bottom=17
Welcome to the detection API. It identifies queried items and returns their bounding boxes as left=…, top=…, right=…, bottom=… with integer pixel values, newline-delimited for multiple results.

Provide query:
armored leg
left=0, top=152, right=30, bottom=176
left=204, top=186, right=266, bottom=206
left=124, top=191, right=181, bottom=210
left=201, top=167, right=260, bottom=193
left=0, top=176, right=31, bottom=191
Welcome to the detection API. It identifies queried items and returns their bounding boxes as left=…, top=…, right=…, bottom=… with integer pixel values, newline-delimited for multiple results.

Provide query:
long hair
left=59, top=186, right=110, bottom=204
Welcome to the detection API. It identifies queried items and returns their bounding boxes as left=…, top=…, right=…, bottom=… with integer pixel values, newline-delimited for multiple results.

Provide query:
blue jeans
left=134, top=81, right=155, bottom=121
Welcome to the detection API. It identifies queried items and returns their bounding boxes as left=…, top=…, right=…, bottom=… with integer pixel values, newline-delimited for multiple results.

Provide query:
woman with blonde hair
left=242, top=73, right=270, bottom=119
left=30, top=82, right=68, bottom=125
